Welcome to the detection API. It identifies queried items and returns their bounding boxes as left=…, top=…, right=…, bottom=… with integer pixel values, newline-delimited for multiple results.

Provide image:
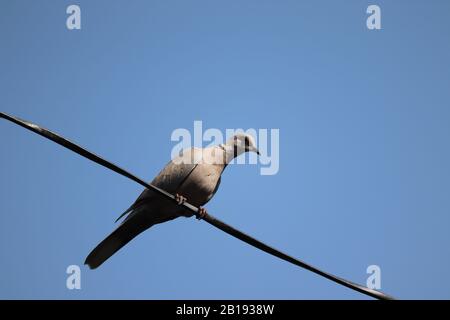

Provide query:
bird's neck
left=217, top=143, right=243, bottom=166
left=199, top=144, right=241, bottom=173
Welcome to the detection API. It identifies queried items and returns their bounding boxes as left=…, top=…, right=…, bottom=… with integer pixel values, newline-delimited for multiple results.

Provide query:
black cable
left=0, top=111, right=395, bottom=300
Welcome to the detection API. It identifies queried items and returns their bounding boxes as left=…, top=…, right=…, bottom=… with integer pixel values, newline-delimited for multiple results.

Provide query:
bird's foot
left=197, top=207, right=207, bottom=220
left=175, top=193, right=187, bottom=205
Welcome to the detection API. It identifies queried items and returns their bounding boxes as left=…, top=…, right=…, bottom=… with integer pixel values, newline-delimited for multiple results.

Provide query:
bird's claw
left=197, top=207, right=207, bottom=220
left=175, top=193, right=187, bottom=205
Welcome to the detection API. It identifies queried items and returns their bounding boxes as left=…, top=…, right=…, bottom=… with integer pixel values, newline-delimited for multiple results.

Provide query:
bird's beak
left=245, top=146, right=260, bottom=155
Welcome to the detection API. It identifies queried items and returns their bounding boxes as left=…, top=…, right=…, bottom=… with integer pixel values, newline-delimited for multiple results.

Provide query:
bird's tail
left=85, top=212, right=151, bottom=269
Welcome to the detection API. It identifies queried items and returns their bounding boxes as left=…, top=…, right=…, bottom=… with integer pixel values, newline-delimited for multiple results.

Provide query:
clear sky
left=1, top=0, right=450, bottom=299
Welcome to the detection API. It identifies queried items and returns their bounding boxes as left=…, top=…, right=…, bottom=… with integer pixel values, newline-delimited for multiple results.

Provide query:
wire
left=0, top=111, right=395, bottom=300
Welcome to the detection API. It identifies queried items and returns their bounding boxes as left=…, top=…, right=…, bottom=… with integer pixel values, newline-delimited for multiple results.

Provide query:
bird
left=85, top=133, right=260, bottom=269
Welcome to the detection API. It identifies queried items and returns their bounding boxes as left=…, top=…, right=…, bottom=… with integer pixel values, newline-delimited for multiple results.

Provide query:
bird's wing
left=88, top=148, right=206, bottom=267
left=115, top=148, right=200, bottom=222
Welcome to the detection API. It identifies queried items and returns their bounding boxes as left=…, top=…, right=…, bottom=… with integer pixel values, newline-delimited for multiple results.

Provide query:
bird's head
left=228, top=133, right=260, bottom=157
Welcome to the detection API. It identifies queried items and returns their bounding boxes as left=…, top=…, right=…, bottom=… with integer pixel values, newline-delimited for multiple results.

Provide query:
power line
left=1, top=112, right=395, bottom=300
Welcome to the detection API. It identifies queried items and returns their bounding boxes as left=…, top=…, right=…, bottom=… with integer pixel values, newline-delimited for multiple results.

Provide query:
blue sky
left=1, top=0, right=450, bottom=299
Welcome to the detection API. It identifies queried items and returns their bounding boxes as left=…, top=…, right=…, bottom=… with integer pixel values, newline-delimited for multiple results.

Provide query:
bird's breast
left=177, top=164, right=222, bottom=206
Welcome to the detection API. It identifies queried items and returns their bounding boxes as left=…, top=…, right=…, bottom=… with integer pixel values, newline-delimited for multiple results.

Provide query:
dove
left=85, top=133, right=260, bottom=269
